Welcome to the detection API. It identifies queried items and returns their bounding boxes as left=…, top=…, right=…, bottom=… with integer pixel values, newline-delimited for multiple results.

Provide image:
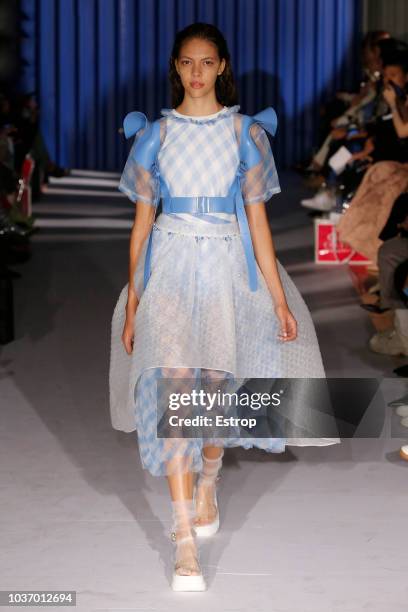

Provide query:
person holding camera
left=337, top=50, right=408, bottom=264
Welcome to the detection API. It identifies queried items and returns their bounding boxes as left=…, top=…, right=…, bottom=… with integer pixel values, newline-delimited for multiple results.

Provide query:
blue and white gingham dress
left=109, top=105, right=340, bottom=476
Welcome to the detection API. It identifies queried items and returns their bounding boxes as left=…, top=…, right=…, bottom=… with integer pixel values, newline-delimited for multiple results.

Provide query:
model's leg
left=166, top=459, right=200, bottom=577
left=166, top=461, right=194, bottom=501
left=194, top=369, right=227, bottom=528
left=194, top=445, right=224, bottom=527
left=162, top=366, right=203, bottom=577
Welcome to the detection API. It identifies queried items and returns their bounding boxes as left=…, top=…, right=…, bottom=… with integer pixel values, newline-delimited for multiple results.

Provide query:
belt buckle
left=195, top=196, right=210, bottom=214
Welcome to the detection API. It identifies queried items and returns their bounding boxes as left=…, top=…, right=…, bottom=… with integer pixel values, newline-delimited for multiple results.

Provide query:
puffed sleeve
left=118, top=126, right=160, bottom=206
left=241, top=122, right=281, bottom=204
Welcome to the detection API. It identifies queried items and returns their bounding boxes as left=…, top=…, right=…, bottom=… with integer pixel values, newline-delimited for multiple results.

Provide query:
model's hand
left=122, top=290, right=139, bottom=354
left=122, top=292, right=139, bottom=355
left=122, top=316, right=136, bottom=355
left=122, top=317, right=135, bottom=355
left=275, top=304, right=297, bottom=342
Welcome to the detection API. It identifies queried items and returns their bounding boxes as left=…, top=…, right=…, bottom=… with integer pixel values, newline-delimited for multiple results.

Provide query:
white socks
left=170, top=498, right=201, bottom=576
left=197, top=448, right=224, bottom=488
left=169, top=449, right=225, bottom=576
left=195, top=448, right=224, bottom=524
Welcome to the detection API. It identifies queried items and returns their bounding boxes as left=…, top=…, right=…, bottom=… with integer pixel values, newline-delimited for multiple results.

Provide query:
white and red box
left=314, top=218, right=371, bottom=265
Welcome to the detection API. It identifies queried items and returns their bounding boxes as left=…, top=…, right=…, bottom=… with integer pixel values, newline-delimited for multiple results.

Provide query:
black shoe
left=0, top=267, right=21, bottom=279
left=47, top=164, right=71, bottom=178
left=360, top=303, right=391, bottom=314
left=0, top=219, right=29, bottom=238
left=388, top=393, right=408, bottom=407
left=393, top=365, right=408, bottom=378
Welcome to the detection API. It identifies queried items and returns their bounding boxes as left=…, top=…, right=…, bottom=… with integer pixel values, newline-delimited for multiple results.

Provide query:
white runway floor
left=1, top=170, right=408, bottom=611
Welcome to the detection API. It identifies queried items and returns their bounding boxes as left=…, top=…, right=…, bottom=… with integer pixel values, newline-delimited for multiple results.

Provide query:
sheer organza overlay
left=240, top=122, right=282, bottom=203
left=109, top=107, right=340, bottom=477
left=110, top=217, right=340, bottom=476
left=117, top=108, right=281, bottom=208
left=118, top=120, right=167, bottom=206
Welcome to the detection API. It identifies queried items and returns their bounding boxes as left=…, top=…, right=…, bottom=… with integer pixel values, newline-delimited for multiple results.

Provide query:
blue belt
left=162, top=196, right=236, bottom=214
left=124, top=106, right=278, bottom=295
left=143, top=183, right=259, bottom=292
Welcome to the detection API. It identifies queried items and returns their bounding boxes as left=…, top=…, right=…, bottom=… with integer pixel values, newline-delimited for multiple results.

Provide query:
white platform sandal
left=170, top=499, right=206, bottom=592
left=194, top=449, right=224, bottom=538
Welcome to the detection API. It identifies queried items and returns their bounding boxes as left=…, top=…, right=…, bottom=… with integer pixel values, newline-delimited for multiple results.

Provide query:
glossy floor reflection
left=1, top=170, right=407, bottom=611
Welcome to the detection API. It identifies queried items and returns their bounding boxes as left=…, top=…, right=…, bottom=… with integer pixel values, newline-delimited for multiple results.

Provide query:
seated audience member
left=366, top=200, right=408, bottom=358
left=336, top=51, right=408, bottom=260
left=368, top=259, right=408, bottom=356
left=13, top=94, right=70, bottom=196
left=304, top=30, right=390, bottom=179
left=361, top=195, right=408, bottom=314
left=302, top=41, right=408, bottom=212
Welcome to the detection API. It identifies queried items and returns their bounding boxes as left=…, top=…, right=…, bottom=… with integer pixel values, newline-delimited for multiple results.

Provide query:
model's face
left=383, top=65, right=408, bottom=89
left=175, top=38, right=226, bottom=99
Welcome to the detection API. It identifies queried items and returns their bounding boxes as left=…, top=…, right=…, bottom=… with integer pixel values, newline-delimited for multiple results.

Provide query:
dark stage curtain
left=19, top=0, right=363, bottom=170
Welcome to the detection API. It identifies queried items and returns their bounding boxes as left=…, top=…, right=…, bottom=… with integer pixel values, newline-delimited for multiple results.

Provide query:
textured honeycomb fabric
left=109, top=106, right=340, bottom=477
left=241, top=122, right=282, bottom=203
left=117, top=119, right=167, bottom=206
left=117, top=105, right=281, bottom=211
left=109, top=214, right=340, bottom=476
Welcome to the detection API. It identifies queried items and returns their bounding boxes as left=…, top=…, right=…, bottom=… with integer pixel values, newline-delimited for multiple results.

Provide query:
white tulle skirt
left=109, top=212, right=340, bottom=476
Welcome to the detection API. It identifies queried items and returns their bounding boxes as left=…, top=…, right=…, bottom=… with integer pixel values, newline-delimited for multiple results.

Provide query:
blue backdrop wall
left=19, top=0, right=363, bottom=171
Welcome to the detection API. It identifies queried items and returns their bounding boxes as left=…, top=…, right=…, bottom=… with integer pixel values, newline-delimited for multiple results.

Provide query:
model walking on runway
left=109, top=22, right=340, bottom=591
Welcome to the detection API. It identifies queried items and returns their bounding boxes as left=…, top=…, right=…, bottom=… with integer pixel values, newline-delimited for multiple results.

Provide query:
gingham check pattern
left=109, top=108, right=340, bottom=476
left=157, top=108, right=240, bottom=198
left=109, top=212, right=340, bottom=477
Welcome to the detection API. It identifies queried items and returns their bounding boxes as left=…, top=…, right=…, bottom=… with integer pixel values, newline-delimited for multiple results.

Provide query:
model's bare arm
left=122, top=201, right=155, bottom=354
left=245, top=202, right=297, bottom=341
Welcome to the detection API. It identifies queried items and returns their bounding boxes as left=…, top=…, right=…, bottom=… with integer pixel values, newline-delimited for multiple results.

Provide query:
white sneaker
left=401, top=417, right=408, bottom=428
left=301, top=189, right=336, bottom=212
left=395, top=405, right=408, bottom=418
left=368, top=328, right=405, bottom=356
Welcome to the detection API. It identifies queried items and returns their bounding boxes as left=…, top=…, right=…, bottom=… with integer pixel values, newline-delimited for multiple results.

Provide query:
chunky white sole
left=194, top=490, right=219, bottom=538
left=400, top=417, right=408, bottom=428
left=194, top=513, right=219, bottom=538
left=171, top=573, right=207, bottom=591
left=395, top=405, right=408, bottom=418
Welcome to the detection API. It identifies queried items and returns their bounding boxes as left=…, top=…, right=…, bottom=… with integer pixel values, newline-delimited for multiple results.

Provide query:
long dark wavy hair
left=169, top=23, right=239, bottom=108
